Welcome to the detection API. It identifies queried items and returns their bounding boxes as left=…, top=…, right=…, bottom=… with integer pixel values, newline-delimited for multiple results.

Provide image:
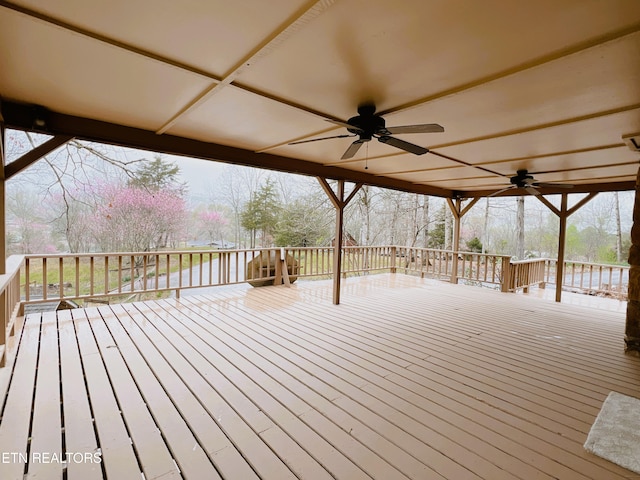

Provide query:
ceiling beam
left=378, top=23, right=640, bottom=118
left=154, top=0, right=337, bottom=134
left=1, top=100, right=453, bottom=198
left=471, top=144, right=627, bottom=167
left=0, top=0, right=220, bottom=81
left=7, top=0, right=640, bottom=161
left=257, top=22, right=640, bottom=151
left=0, top=0, right=346, bottom=136
left=4, top=101, right=633, bottom=199
left=428, top=104, right=640, bottom=151
left=460, top=180, right=636, bottom=198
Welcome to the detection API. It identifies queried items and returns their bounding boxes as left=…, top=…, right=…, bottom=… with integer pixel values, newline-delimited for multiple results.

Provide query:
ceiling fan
left=289, top=103, right=444, bottom=160
left=491, top=169, right=574, bottom=196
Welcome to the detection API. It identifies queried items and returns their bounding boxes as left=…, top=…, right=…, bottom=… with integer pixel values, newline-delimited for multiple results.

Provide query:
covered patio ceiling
left=1, top=0, right=639, bottom=198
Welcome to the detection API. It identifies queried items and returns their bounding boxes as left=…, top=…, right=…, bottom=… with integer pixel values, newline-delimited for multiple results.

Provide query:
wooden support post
left=274, top=248, right=290, bottom=287
left=556, top=194, right=568, bottom=303
left=535, top=192, right=598, bottom=302
left=500, top=256, right=512, bottom=293
left=451, top=198, right=461, bottom=283
left=446, top=197, right=479, bottom=284
left=317, top=178, right=362, bottom=305
left=333, top=180, right=345, bottom=303
left=390, top=246, right=397, bottom=274
left=626, top=166, right=640, bottom=355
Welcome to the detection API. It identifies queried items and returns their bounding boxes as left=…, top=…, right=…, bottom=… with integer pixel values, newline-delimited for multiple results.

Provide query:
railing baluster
left=43, top=258, right=48, bottom=301
left=598, top=265, right=603, bottom=291
left=165, top=254, right=170, bottom=289
left=89, top=256, right=94, bottom=297
left=608, top=266, right=613, bottom=295
left=25, top=257, right=30, bottom=302
left=131, top=255, right=136, bottom=292
left=117, top=256, right=123, bottom=293
left=75, top=257, right=80, bottom=299
left=104, top=256, right=109, bottom=295
left=59, top=257, right=64, bottom=299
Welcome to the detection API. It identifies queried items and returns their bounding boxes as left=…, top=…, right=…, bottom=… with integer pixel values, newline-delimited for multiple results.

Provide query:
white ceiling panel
left=1, top=0, right=639, bottom=196
left=0, top=9, right=213, bottom=131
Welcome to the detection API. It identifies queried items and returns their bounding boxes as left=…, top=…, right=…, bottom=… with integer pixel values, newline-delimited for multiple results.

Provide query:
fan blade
left=383, top=124, right=444, bottom=134
left=534, top=182, right=574, bottom=189
left=341, top=140, right=366, bottom=160
left=525, top=186, right=541, bottom=196
left=289, top=134, right=355, bottom=145
left=377, top=135, right=429, bottom=155
left=326, top=119, right=364, bottom=132
left=488, top=186, right=516, bottom=197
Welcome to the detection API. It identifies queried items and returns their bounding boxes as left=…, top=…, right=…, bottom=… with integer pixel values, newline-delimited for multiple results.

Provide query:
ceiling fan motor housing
left=346, top=112, right=385, bottom=140
left=511, top=169, right=534, bottom=187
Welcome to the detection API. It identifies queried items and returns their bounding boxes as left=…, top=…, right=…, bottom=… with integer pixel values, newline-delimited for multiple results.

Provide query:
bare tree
left=219, top=165, right=265, bottom=248
left=7, top=130, right=143, bottom=252
left=516, top=196, right=525, bottom=259
left=444, top=206, right=452, bottom=249
left=357, top=185, right=373, bottom=246
left=422, top=195, right=430, bottom=248
left=614, top=191, right=623, bottom=262
left=482, top=198, right=490, bottom=254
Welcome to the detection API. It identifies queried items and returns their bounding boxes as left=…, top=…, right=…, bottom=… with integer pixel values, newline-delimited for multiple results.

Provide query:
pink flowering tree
left=197, top=210, right=228, bottom=247
left=92, top=184, right=186, bottom=252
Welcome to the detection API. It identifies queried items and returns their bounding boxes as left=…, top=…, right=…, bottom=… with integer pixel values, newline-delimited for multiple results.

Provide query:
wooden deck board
left=71, top=308, right=141, bottom=480
left=0, top=313, right=40, bottom=480
left=165, top=307, right=435, bottom=480
left=26, top=311, right=62, bottom=480
left=143, top=300, right=376, bottom=479
left=57, top=309, right=103, bottom=480
left=0, top=273, right=639, bottom=479
left=89, top=309, right=182, bottom=480
left=98, top=305, right=223, bottom=480
left=119, top=302, right=297, bottom=480
left=176, top=295, right=507, bottom=480
left=193, top=289, right=583, bottom=480
left=206, top=278, right=637, bottom=478
left=110, top=303, right=258, bottom=480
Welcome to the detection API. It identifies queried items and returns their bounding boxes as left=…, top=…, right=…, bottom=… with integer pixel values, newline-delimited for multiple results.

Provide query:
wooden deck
left=0, top=273, right=639, bottom=480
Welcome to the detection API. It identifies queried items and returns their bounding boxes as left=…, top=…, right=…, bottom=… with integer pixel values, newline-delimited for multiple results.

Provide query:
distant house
left=330, top=232, right=358, bottom=247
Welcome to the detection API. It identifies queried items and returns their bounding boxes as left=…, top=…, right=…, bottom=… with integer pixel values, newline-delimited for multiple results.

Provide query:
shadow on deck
left=0, top=274, right=638, bottom=479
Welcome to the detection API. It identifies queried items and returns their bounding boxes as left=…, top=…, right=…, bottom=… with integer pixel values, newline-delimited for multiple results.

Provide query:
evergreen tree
left=240, top=179, right=281, bottom=247
left=129, top=155, right=185, bottom=193
left=274, top=198, right=331, bottom=247
left=428, top=204, right=446, bottom=248
left=465, top=237, right=483, bottom=253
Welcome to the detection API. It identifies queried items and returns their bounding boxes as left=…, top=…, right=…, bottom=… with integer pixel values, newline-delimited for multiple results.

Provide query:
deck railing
left=21, top=249, right=285, bottom=304
left=16, top=248, right=630, bottom=307
left=505, top=258, right=548, bottom=292
left=0, top=247, right=626, bottom=369
left=390, top=246, right=512, bottom=288
left=545, top=259, right=629, bottom=299
left=0, top=255, right=24, bottom=367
